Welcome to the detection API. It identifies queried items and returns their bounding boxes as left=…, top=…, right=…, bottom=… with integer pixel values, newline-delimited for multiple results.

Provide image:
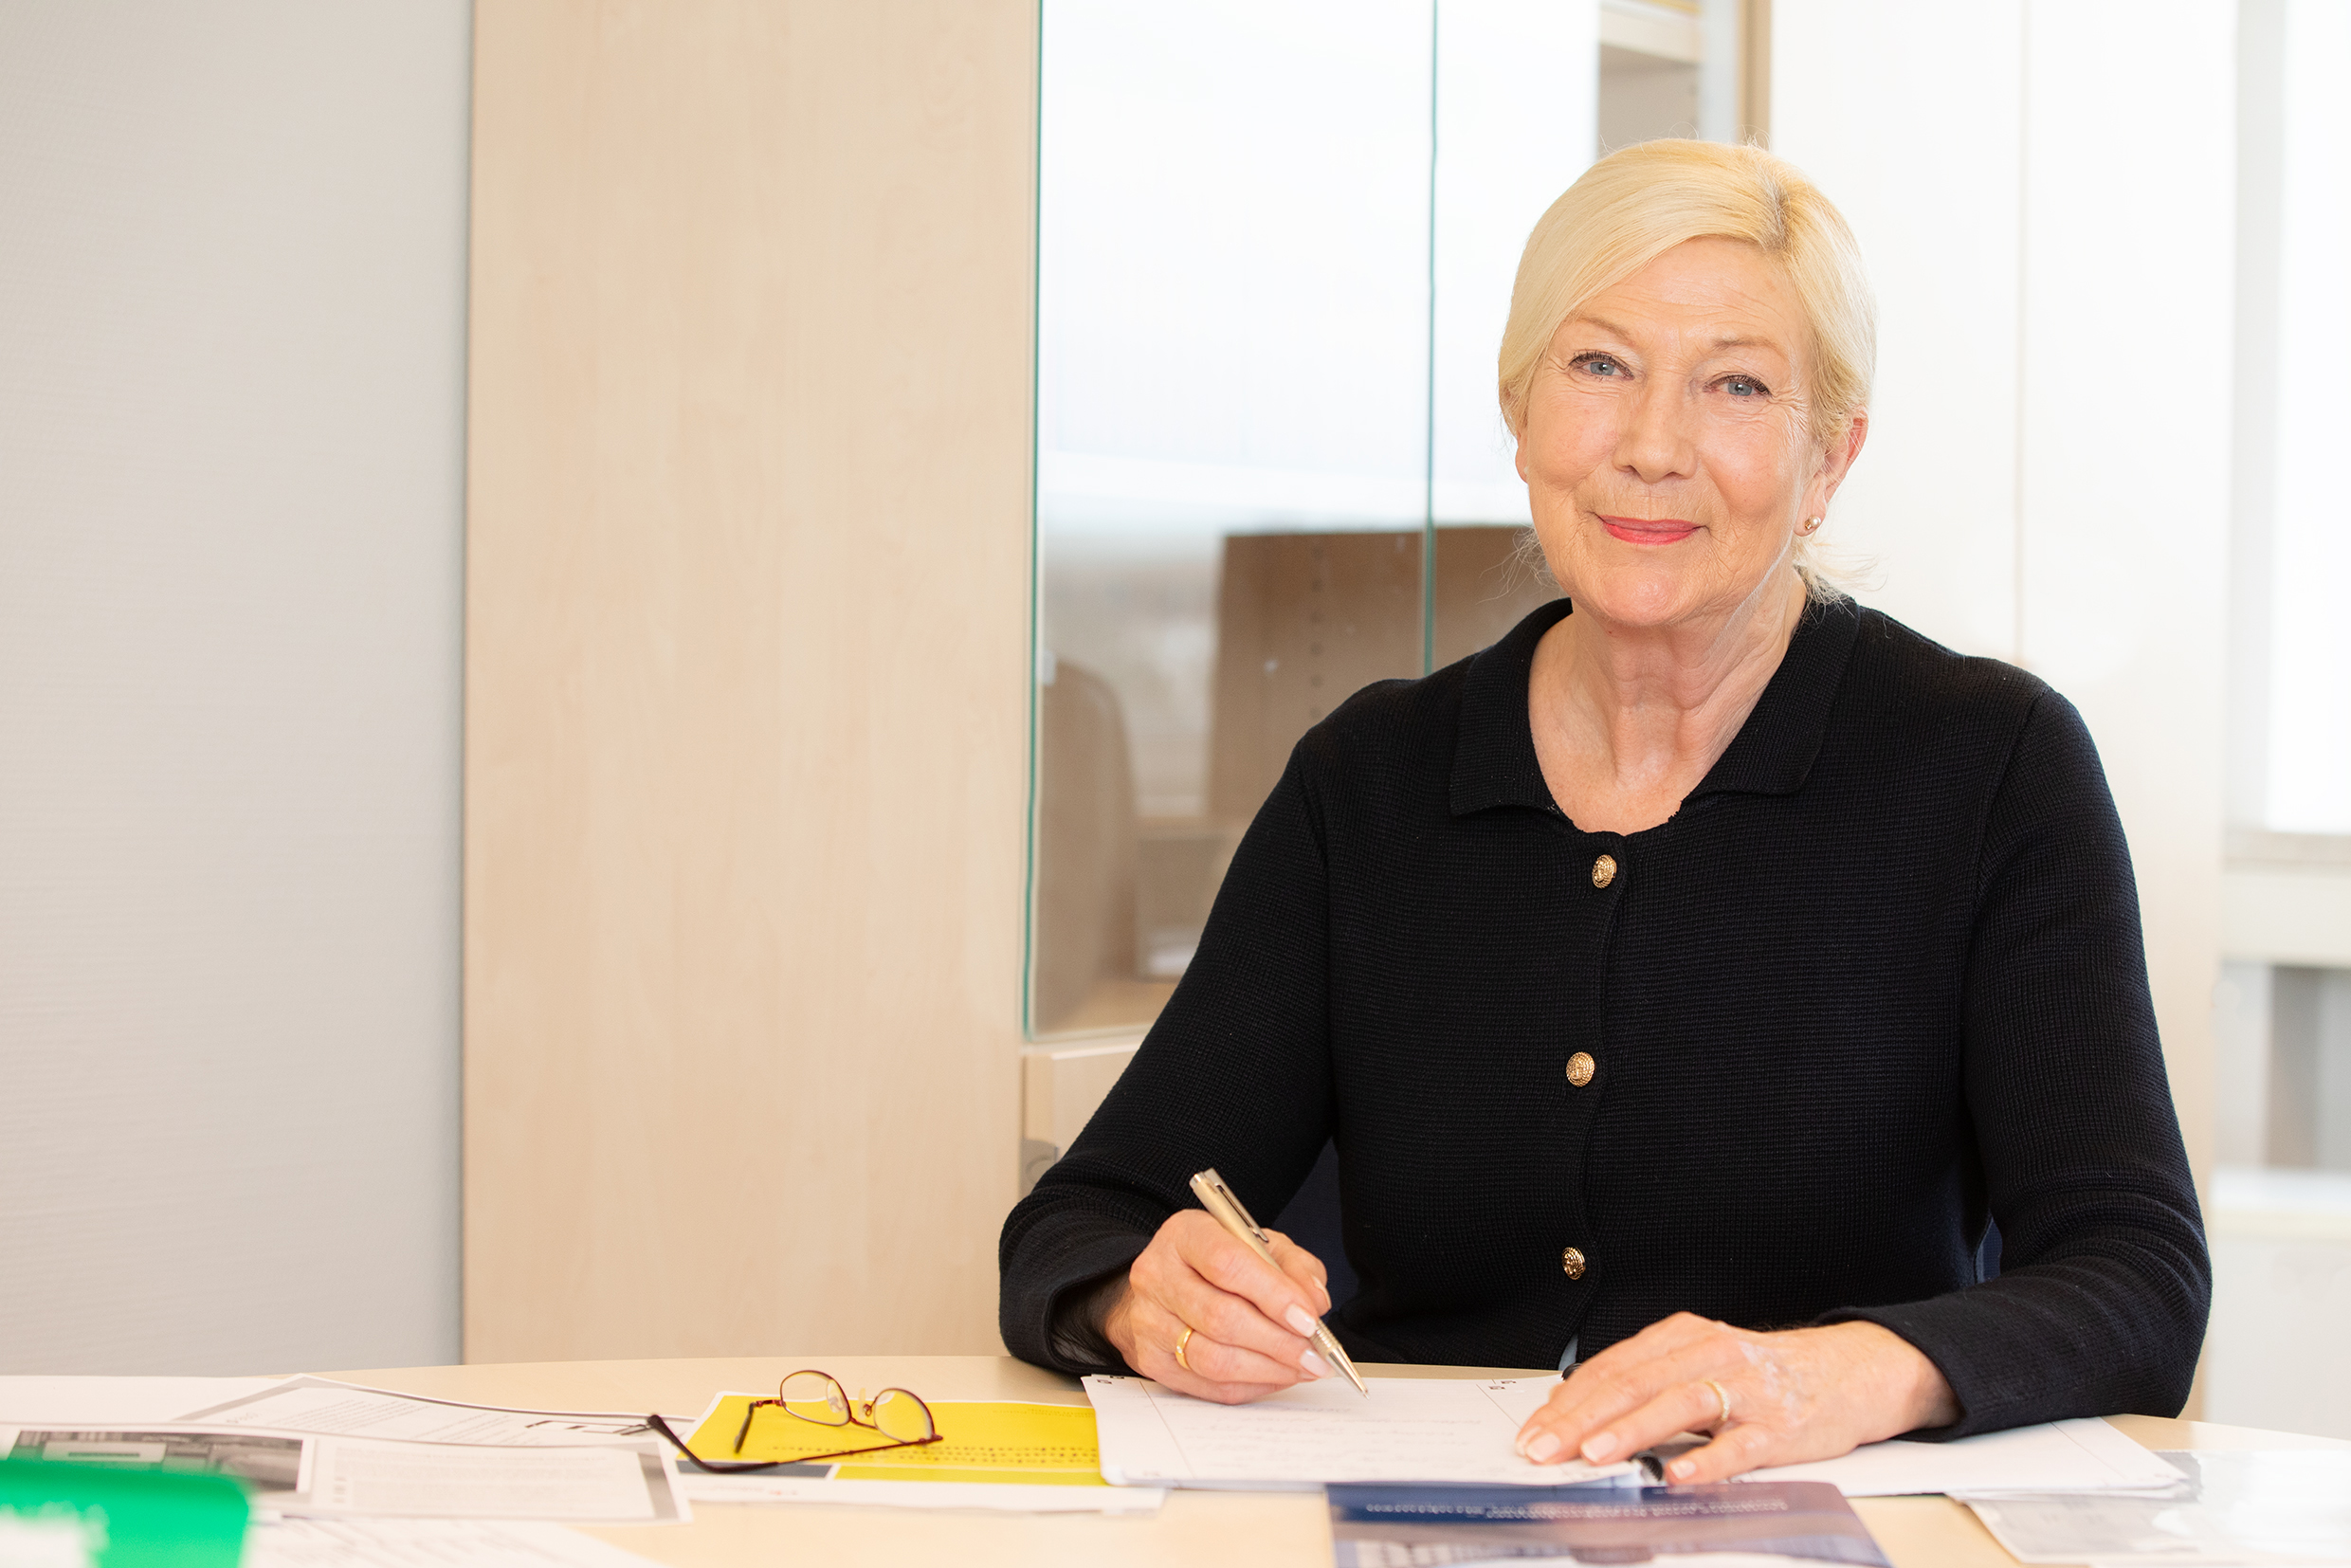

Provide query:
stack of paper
left=1, top=1376, right=690, bottom=1525
left=1082, top=1375, right=2201, bottom=1504
left=1961, top=1449, right=2351, bottom=1563
left=1750, top=1415, right=2189, bottom=1498
left=1, top=1374, right=1165, bottom=1524
left=181, top=1377, right=671, bottom=1449
left=1084, top=1374, right=1641, bottom=1488
left=1, top=1375, right=686, bottom=1567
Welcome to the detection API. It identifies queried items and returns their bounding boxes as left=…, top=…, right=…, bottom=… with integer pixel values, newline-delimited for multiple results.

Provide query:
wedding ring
left=1175, top=1325, right=1195, bottom=1374
left=1704, top=1378, right=1733, bottom=1429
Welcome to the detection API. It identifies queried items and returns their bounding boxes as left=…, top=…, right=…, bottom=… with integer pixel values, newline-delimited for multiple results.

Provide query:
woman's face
left=1516, top=236, right=1865, bottom=631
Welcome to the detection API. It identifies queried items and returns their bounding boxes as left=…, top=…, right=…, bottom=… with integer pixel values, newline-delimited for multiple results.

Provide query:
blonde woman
left=1000, top=140, right=2206, bottom=1480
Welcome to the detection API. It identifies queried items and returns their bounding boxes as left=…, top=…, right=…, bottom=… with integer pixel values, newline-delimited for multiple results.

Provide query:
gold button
left=1561, top=1247, right=1587, bottom=1280
left=1565, top=1051, right=1595, bottom=1087
left=1591, top=854, right=1617, bottom=888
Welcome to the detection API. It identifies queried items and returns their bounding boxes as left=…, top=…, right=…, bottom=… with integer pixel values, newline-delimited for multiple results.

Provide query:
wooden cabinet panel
left=465, top=0, right=1036, bottom=1360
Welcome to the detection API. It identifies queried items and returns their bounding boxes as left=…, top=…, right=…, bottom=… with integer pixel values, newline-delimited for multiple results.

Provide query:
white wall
left=0, top=2, right=469, bottom=1373
left=2258, top=0, right=2351, bottom=834
left=1435, top=0, right=1599, bottom=524
left=2016, top=2, right=2233, bottom=1183
left=1770, top=4, right=2024, bottom=656
left=1774, top=0, right=2232, bottom=1183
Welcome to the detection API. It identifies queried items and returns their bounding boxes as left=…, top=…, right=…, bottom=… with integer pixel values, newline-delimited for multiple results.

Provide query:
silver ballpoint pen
left=1189, top=1167, right=1370, bottom=1396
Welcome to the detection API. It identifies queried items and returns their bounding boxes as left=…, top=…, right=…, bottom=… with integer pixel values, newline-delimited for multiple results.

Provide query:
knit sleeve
left=1817, top=690, right=2211, bottom=1436
left=998, top=750, right=1340, bottom=1373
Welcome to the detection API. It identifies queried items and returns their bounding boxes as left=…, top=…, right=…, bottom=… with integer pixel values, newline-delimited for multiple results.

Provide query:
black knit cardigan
left=999, top=597, right=2208, bottom=1437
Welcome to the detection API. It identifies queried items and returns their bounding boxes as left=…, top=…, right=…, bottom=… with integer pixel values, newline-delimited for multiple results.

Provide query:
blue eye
left=1724, top=375, right=1767, bottom=397
left=1576, top=354, right=1626, bottom=377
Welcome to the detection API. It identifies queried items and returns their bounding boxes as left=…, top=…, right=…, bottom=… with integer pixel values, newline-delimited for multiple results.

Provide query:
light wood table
left=324, top=1356, right=2348, bottom=1568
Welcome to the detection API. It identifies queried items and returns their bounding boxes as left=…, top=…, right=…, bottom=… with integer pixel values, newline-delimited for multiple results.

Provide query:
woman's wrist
left=1092, top=1272, right=1137, bottom=1365
left=1043, top=1267, right=1137, bottom=1373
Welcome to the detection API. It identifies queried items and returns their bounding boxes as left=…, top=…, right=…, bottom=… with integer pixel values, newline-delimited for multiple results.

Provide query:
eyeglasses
left=648, top=1370, right=941, bottom=1474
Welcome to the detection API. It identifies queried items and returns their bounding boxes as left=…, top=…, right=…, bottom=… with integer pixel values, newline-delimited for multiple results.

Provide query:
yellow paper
left=684, top=1395, right=1107, bottom=1486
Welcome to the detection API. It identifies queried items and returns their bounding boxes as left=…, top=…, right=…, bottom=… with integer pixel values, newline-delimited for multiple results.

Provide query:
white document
left=1965, top=1492, right=2253, bottom=1563
left=0, top=1423, right=686, bottom=1526
left=1964, top=1449, right=2351, bottom=1564
left=676, top=1472, right=1169, bottom=1514
left=178, top=1377, right=665, bottom=1449
left=1, top=1424, right=314, bottom=1496
left=1084, top=1374, right=1643, bottom=1489
left=1746, top=1418, right=2187, bottom=1498
left=292, top=1440, right=683, bottom=1525
left=245, top=1518, right=667, bottom=1568
left=0, top=1376, right=284, bottom=1425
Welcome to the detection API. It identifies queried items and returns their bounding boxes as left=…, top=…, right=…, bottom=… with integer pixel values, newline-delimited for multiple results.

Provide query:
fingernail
left=1582, top=1432, right=1619, bottom=1462
left=1669, top=1458, right=1697, bottom=1480
left=1285, top=1305, right=1317, bottom=1336
left=1300, top=1349, right=1329, bottom=1377
left=1315, top=1278, right=1331, bottom=1309
left=1525, top=1431, right=1562, bottom=1463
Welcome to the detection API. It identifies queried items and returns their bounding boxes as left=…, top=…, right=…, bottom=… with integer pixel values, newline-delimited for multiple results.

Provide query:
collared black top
left=998, top=597, right=2208, bottom=1436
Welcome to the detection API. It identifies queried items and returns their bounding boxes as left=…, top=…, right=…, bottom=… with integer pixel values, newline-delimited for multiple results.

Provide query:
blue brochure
left=1327, top=1479, right=1892, bottom=1567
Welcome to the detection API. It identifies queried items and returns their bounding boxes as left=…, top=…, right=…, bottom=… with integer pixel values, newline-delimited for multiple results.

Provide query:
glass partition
left=1030, top=0, right=1749, bottom=1037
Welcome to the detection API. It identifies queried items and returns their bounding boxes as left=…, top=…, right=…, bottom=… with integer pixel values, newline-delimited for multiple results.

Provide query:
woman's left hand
left=1514, top=1314, right=1960, bottom=1482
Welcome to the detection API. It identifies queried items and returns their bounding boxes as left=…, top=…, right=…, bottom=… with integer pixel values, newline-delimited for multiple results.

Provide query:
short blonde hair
left=1499, top=139, right=1875, bottom=597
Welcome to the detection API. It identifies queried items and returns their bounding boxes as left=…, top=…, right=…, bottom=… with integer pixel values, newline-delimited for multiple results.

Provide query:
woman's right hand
left=1101, top=1209, right=1336, bottom=1403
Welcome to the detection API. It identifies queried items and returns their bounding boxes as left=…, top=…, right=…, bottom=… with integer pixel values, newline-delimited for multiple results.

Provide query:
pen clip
left=1191, top=1168, right=1269, bottom=1244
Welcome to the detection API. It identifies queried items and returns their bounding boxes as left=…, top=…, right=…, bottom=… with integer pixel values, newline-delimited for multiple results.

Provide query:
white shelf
left=2222, top=863, right=2351, bottom=969
left=1598, top=0, right=1702, bottom=64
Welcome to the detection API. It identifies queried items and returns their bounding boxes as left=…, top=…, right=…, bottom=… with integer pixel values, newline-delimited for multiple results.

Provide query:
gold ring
left=1704, top=1378, right=1732, bottom=1430
left=1175, top=1325, right=1195, bottom=1374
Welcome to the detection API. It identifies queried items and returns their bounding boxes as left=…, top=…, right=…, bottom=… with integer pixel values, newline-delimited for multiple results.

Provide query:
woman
left=998, top=139, right=2207, bottom=1482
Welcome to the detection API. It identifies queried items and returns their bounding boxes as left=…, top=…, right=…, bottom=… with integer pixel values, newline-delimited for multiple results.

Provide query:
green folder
left=0, top=1456, right=248, bottom=1568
